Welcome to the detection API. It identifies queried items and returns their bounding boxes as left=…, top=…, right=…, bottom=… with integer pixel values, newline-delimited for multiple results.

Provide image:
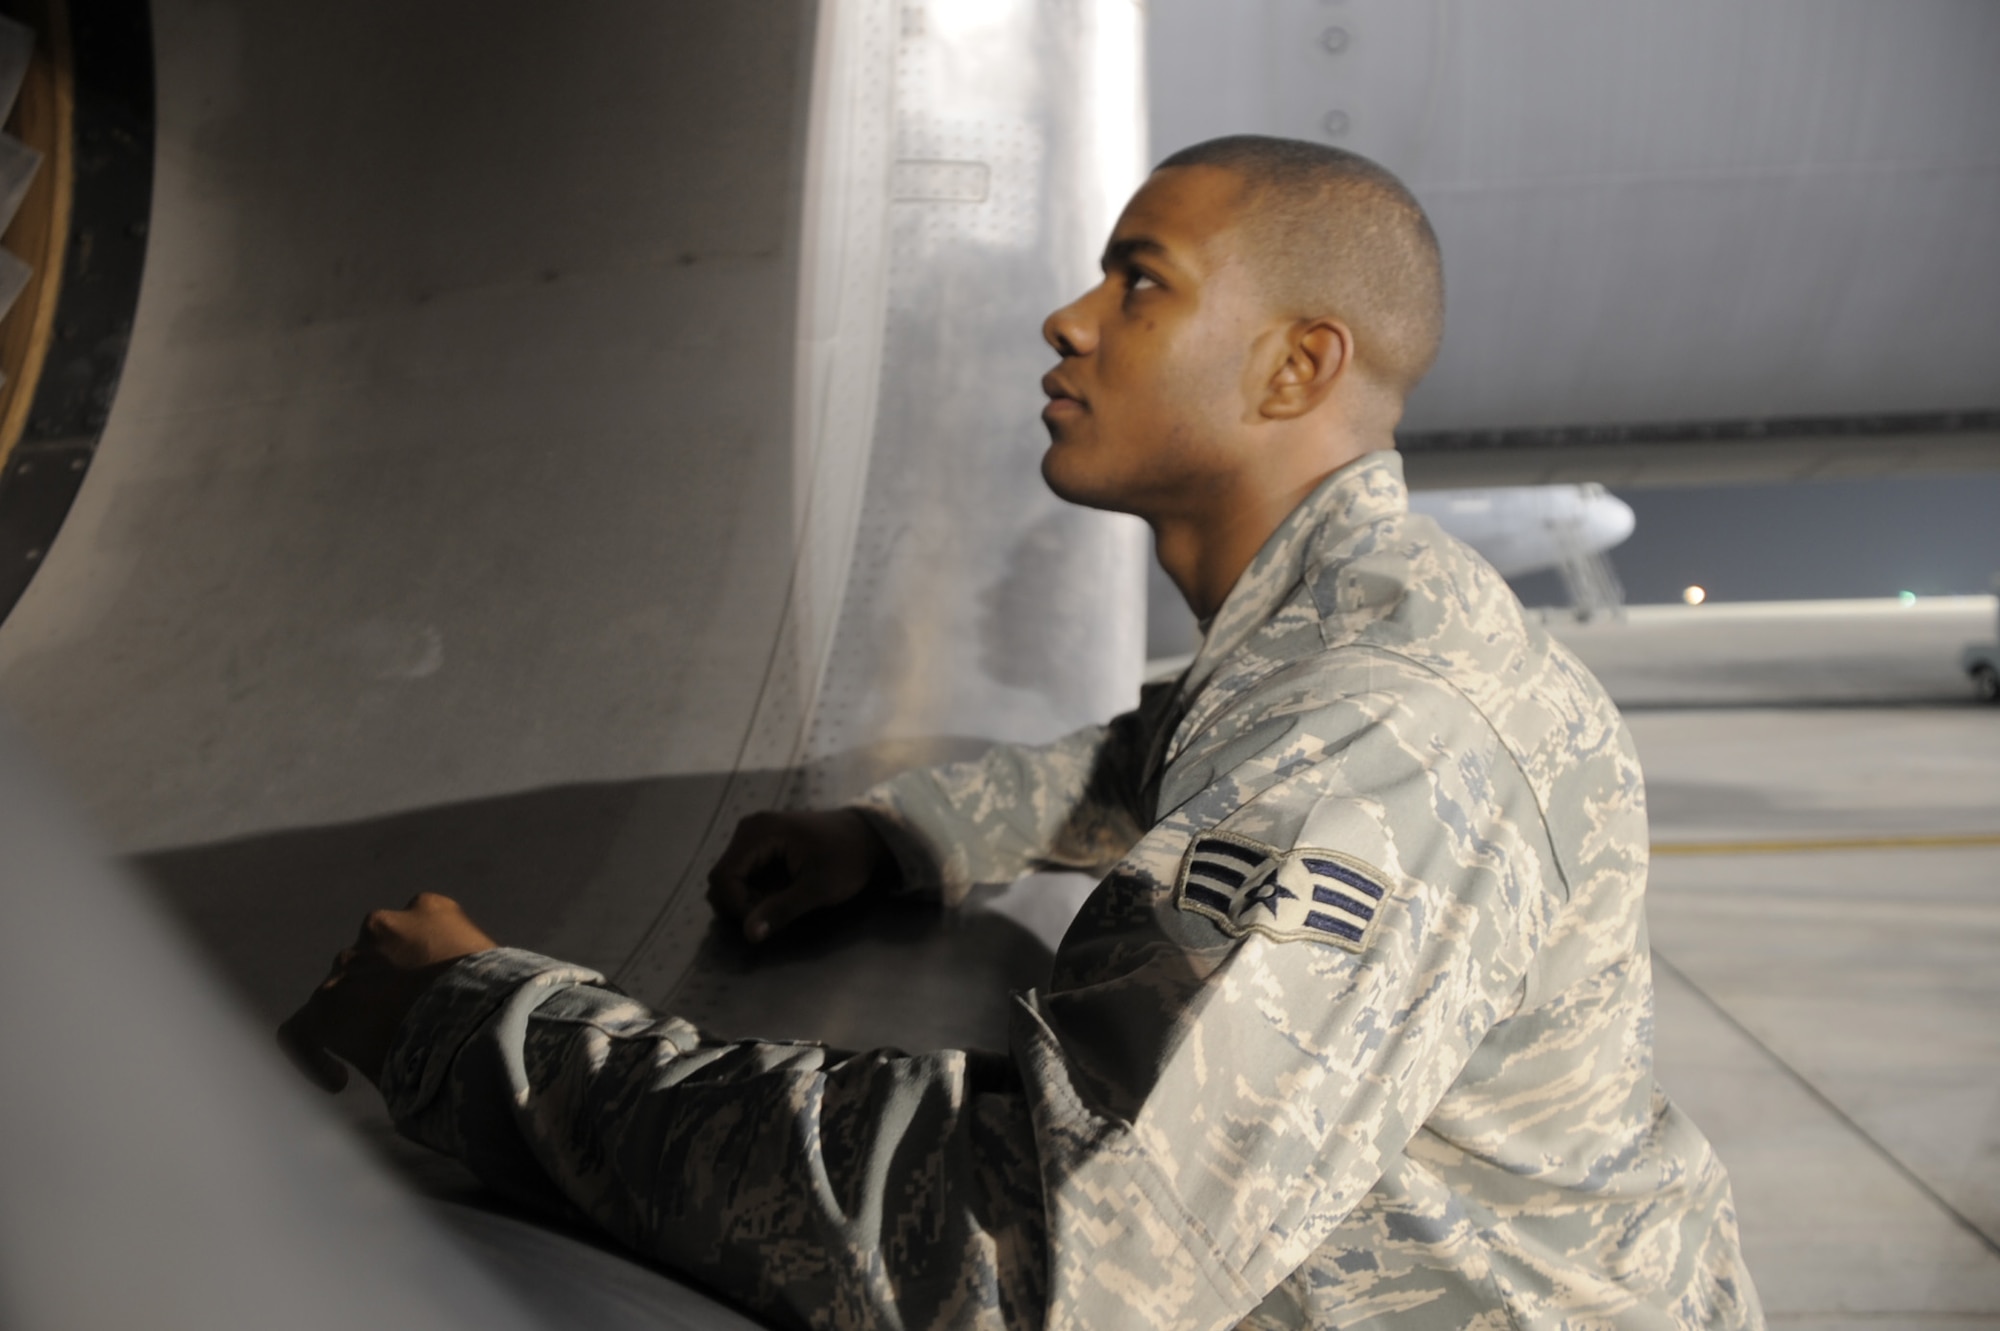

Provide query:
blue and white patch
left=1175, top=831, right=1390, bottom=954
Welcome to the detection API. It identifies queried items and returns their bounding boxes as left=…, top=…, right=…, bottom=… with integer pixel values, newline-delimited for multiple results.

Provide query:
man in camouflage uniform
left=284, top=136, right=1763, bottom=1328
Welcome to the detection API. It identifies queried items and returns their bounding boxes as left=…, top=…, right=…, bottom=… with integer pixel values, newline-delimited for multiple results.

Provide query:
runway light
left=1898, top=590, right=1917, bottom=606
left=1682, top=585, right=1706, bottom=606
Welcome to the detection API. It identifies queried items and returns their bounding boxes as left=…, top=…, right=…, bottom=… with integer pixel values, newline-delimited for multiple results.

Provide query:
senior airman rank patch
left=1175, top=832, right=1389, bottom=954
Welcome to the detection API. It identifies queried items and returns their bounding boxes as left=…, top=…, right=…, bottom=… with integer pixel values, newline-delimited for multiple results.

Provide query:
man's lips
left=1041, top=371, right=1085, bottom=414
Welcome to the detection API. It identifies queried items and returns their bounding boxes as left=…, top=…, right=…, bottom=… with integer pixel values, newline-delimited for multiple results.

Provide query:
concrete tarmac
left=1554, top=597, right=2000, bottom=1326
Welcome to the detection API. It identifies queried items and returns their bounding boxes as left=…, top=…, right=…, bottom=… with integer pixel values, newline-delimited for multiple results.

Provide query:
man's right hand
left=705, top=809, right=896, bottom=943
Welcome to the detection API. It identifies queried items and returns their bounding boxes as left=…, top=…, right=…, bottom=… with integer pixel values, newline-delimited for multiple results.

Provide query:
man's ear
left=1260, top=318, right=1352, bottom=420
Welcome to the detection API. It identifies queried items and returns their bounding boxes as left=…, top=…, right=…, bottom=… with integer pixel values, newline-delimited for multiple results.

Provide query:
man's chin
left=1039, top=449, right=1143, bottom=516
left=1039, top=444, right=1105, bottom=509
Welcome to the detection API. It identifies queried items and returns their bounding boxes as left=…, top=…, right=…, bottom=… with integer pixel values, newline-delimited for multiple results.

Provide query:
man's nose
left=1042, top=294, right=1095, bottom=356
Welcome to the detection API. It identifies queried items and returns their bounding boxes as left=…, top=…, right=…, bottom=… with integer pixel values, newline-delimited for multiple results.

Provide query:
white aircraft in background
left=1412, top=483, right=1637, bottom=619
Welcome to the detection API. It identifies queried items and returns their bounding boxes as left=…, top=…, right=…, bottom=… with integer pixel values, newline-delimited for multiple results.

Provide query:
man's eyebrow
left=1101, top=236, right=1170, bottom=268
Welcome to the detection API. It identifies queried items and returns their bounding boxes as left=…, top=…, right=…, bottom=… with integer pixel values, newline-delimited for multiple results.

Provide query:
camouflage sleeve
left=849, top=683, right=1172, bottom=905
left=380, top=681, right=1541, bottom=1331
left=380, top=947, right=1052, bottom=1331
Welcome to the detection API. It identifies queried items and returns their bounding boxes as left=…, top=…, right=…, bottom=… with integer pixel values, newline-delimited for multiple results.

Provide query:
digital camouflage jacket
left=382, top=450, right=1763, bottom=1330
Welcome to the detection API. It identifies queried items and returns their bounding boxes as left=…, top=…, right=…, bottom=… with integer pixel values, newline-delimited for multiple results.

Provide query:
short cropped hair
left=1157, top=135, right=1444, bottom=395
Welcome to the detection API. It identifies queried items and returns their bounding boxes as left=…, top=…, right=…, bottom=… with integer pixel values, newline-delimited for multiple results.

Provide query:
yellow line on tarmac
left=1653, top=833, right=2000, bottom=857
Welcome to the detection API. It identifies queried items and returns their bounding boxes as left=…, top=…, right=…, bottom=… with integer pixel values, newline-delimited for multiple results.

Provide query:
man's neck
left=1154, top=444, right=1385, bottom=622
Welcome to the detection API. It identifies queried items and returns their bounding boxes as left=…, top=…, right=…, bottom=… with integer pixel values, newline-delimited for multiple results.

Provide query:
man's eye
left=1127, top=271, right=1159, bottom=293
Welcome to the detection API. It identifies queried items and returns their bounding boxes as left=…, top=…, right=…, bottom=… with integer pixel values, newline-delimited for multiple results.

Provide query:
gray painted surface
left=0, top=1, right=819, bottom=855
left=1149, top=0, right=2000, bottom=438
left=1, top=717, right=788, bottom=1329
left=0, top=2, right=1145, bottom=1319
left=0, top=0, right=1145, bottom=1023
left=618, top=0, right=1151, bottom=1020
left=0, top=723, right=563, bottom=1331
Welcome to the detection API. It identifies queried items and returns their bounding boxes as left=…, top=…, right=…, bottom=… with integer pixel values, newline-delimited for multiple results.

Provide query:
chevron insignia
left=1175, top=832, right=1389, bottom=954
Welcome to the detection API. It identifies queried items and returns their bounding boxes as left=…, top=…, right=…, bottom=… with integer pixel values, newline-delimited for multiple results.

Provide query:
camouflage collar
left=1178, top=449, right=1409, bottom=699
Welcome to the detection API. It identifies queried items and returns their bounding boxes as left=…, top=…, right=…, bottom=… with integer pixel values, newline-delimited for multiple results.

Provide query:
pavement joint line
left=1650, top=949, right=2000, bottom=1264
left=1653, top=833, right=2000, bottom=856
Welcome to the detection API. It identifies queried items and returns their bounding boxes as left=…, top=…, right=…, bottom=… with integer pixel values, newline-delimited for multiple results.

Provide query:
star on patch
left=1176, top=832, right=1391, bottom=954
left=1242, top=877, right=1296, bottom=917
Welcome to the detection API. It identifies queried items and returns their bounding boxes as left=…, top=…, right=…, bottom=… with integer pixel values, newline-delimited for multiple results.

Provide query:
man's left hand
left=278, top=892, right=497, bottom=1094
